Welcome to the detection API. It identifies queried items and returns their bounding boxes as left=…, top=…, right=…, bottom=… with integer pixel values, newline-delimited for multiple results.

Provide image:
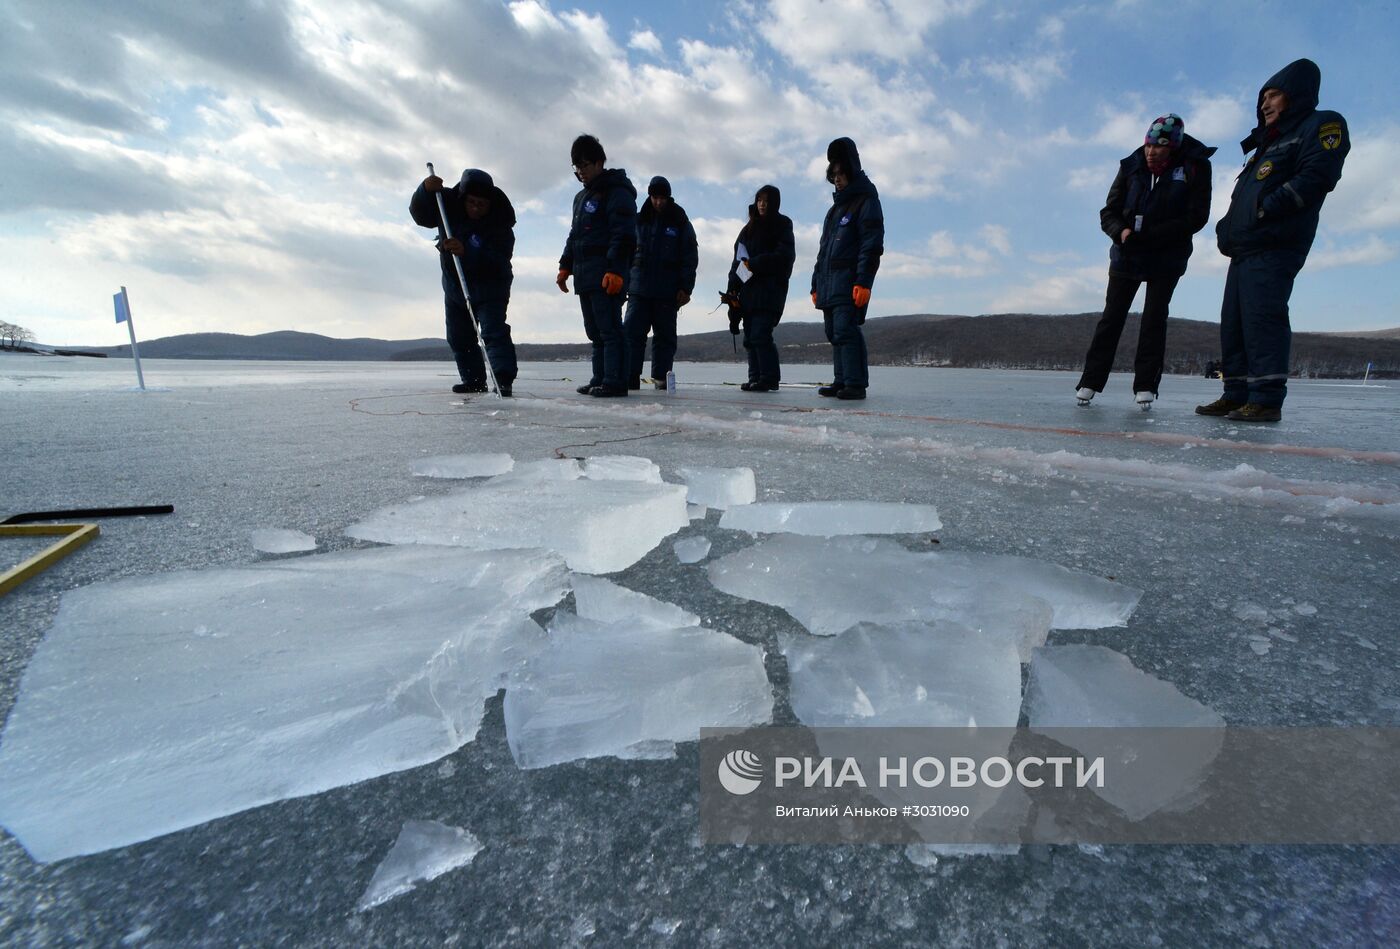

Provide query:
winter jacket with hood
left=410, top=169, right=516, bottom=305
left=1101, top=133, right=1216, bottom=279
left=727, top=185, right=796, bottom=317
left=559, top=168, right=638, bottom=295
left=628, top=197, right=699, bottom=301
left=1216, top=58, right=1350, bottom=260
left=811, top=137, right=884, bottom=310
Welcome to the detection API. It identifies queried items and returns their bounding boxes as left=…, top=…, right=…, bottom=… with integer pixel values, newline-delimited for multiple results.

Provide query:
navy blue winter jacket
left=1216, top=58, right=1350, bottom=260
left=727, top=197, right=795, bottom=318
left=410, top=170, right=515, bottom=305
left=559, top=168, right=638, bottom=294
left=811, top=174, right=884, bottom=309
left=1102, top=134, right=1216, bottom=279
left=627, top=198, right=698, bottom=301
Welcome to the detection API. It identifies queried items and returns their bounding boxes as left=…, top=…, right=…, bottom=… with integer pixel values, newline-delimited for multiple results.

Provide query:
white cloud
left=628, top=29, right=662, bottom=55
left=1323, top=126, right=1400, bottom=232
left=979, top=52, right=1066, bottom=100
left=1306, top=235, right=1396, bottom=270
left=757, top=0, right=978, bottom=64
left=988, top=265, right=1106, bottom=313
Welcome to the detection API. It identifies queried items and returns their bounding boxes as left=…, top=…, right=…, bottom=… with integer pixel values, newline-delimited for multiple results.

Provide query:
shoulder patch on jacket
left=1256, top=160, right=1274, bottom=181
left=1172, top=166, right=1187, bottom=182
left=1319, top=122, right=1344, bottom=150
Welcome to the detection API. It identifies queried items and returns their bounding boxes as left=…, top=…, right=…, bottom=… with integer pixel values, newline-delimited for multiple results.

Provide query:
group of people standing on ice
left=411, top=57, right=1346, bottom=422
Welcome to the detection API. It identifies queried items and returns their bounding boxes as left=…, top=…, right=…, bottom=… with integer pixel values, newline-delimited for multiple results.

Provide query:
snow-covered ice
left=718, top=501, right=942, bottom=537
left=504, top=610, right=772, bottom=769
left=569, top=574, right=701, bottom=630
left=675, top=466, right=756, bottom=509
left=357, top=820, right=482, bottom=911
left=581, top=455, right=662, bottom=483
left=672, top=535, right=711, bottom=564
left=0, top=546, right=567, bottom=862
left=410, top=453, right=514, bottom=479
left=249, top=528, right=317, bottom=553
left=346, top=478, right=689, bottom=574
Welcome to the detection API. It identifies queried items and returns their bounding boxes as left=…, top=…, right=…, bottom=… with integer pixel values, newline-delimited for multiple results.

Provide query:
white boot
left=1075, top=387, right=1095, bottom=406
left=1135, top=391, right=1155, bottom=411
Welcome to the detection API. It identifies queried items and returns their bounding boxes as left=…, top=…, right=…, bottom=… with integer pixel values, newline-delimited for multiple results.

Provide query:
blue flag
left=114, top=290, right=130, bottom=324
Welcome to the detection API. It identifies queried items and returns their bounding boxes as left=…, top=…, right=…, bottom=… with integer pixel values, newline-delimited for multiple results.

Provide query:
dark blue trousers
left=623, top=296, right=678, bottom=384
left=743, top=310, right=781, bottom=385
left=445, top=294, right=517, bottom=385
left=579, top=291, right=625, bottom=388
left=823, top=303, right=868, bottom=389
left=1219, top=252, right=1304, bottom=407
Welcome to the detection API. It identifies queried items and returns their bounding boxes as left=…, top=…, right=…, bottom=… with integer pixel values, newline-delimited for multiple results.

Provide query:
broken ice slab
left=410, top=453, right=514, bottom=479
left=504, top=611, right=772, bottom=769
left=486, top=458, right=581, bottom=484
left=931, top=552, right=1140, bottom=629
left=357, top=820, right=482, bottom=912
left=675, top=466, right=756, bottom=510
left=581, top=455, right=662, bottom=483
left=904, top=784, right=1031, bottom=863
left=347, top=479, right=689, bottom=574
left=570, top=574, right=700, bottom=630
left=687, top=504, right=708, bottom=521
left=0, top=546, right=568, bottom=862
left=673, top=536, right=712, bottom=564
left=719, top=501, right=941, bottom=537
left=249, top=528, right=317, bottom=554
left=1026, top=644, right=1225, bottom=821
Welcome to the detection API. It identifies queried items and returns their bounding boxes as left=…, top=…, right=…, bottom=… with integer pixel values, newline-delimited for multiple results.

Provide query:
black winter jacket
left=1101, top=134, right=1216, bottom=279
left=410, top=170, right=516, bottom=305
left=559, top=169, right=638, bottom=294
left=811, top=173, right=883, bottom=309
left=1216, top=58, right=1350, bottom=260
left=628, top=199, right=698, bottom=300
left=727, top=200, right=796, bottom=318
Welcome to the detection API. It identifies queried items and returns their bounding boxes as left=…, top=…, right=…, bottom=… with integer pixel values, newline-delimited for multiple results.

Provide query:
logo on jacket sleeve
left=1255, top=160, right=1275, bottom=181
left=839, top=214, right=851, bottom=226
left=1319, top=122, right=1344, bottom=150
left=468, top=233, right=482, bottom=248
left=583, top=199, right=598, bottom=213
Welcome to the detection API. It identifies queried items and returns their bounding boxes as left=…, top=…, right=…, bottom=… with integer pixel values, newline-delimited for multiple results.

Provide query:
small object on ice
left=582, top=455, right=662, bottom=483
left=1075, top=387, right=1095, bottom=406
left=719, top=501, right=941, bottom=537
left=410, top=453, right=514, bottom=479
left=356, top=820, right=482, bottom=911
left=504, top=611, right=771, bottom=769
left=673, top=536, right=712, bottom=564
left=1249, top=640, right=1272, bottom=656
left=249, top=528, right=317, bottom=554
left=570, top=574, right=700, bottom=630
left=676, top=466, right=756, bottom=509
left=1135, top=391, right=1154, bottom=411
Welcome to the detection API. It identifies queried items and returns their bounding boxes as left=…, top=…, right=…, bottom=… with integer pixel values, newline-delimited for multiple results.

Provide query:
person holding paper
left=623, top=176, right=698, bottom=389
left=726, top=185, right=795, bottom=392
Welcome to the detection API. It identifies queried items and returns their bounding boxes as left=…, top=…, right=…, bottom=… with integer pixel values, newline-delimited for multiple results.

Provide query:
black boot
left=453, top=381, right=488, bottom=394
left=576, top=384, right=596, bottom=395
left=589, top=385, right=629, bottom=398
left=836, top=386, right=866, bottom=400
left=817, top=384, right=843, bottom=397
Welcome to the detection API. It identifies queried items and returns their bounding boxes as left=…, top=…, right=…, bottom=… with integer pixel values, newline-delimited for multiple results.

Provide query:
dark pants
left=823, top=304, right=868, bottom=389
left=1219, top=252, right=1304, bottom=407
left=445, top=295, right=517, bottom=385
left=579, top=291, right=625, bottom=388
left=623, top=296, right=678, bottom=385
left=1076, top=271, right=1180, bottom=396
left=743, top=310, right=781, bottom=385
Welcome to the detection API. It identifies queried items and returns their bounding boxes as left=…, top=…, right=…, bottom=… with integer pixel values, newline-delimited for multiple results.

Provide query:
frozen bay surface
left=1, top=356, right=1398, bottom=945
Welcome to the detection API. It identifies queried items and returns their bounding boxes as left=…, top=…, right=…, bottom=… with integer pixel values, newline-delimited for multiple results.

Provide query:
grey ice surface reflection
left=356, top=820, right=483, bottom=912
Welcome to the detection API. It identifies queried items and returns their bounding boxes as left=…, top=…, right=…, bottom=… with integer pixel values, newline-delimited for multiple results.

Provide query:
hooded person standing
left=624, top=176, right=698, bottom=389
left=557, top=134, right=638, bottom=398
left=726, top=184, right=795, bottom=392
left=410, top=168, right=519, bottom=396
left=1198, top=58, right=1349, bottom=423
left=811, top=137, right=884, bottom=400
left=1075, top=114, right=1216, bottom=410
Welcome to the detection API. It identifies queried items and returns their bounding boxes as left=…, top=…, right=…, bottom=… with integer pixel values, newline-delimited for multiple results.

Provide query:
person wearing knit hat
left=410, top=167, right=520, bottom=396
left=726, top=184, right=795, bottom=391
left=811, top=136, right=884, bottom=400
left=622, top=175, right=698, bottom=389
left=1074, top=114, right=1216, bottom=410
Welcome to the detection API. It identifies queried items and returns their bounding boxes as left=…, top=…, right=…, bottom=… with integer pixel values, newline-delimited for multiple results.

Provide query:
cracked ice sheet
left=571, top=574, right=700, bottom=630
left=719, top=501, right=941, bottom=537
left=346, top=478, right=688, bottom=574
left=504, top=610, right=772, bottom=769
left=708, top=536, right=1139, bottom=660
left=0, top=546, right=568, bottom=862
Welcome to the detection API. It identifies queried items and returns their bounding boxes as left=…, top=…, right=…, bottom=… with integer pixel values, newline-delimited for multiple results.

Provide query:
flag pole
left=115, top=286, right=146, bottom=390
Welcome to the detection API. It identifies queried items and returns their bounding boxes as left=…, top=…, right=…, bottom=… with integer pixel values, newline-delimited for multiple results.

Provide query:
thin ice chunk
left=933, top=552, right=1140, bottom=629
left=357, top=820, right=482, bottom=911
left=582, top=455, right=662, bottom=483
left=1026, top=645, right=1225, bottom=820
left=719, top=501, right=941, bottom=537
left=676, top=466, right=756, bottom=509
left=0, top=546, right=567, bottom=862
left=249, top=528, right=317, bottom=553
left=687, top=504, right=708, bottom=521
left=411, top=453, right=514, bottom=479
left=570, top=574, right=700, bottom=630
left=504, top=611, right=772, bottom=768
left=347, top=479, right=688, bottom=574
left=673, top=536, right=711, bottom=564
left=487, top=458, right=581, bottom=484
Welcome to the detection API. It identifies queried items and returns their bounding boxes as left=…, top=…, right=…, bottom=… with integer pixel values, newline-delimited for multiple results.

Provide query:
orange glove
left=853, top=285, right=871, bottom=308
left=602, top=272, right=624, bottom=295
left=811, top=291, right=818, bottom=307
left=556, top=270, right=571, bottom=293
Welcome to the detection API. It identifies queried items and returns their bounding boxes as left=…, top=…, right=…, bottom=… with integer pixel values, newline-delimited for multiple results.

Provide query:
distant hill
left=70, top=315, right=1400, bottom=378
left=1321, top=327, right=1400, bottom=340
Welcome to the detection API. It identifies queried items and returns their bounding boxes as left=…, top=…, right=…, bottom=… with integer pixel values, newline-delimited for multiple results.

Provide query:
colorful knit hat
left=1145, top=114, right=1184, bottom=148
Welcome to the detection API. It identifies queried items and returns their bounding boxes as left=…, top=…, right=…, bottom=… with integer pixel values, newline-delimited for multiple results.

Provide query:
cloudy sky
left=4, top=0, right=1397, bottom=347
